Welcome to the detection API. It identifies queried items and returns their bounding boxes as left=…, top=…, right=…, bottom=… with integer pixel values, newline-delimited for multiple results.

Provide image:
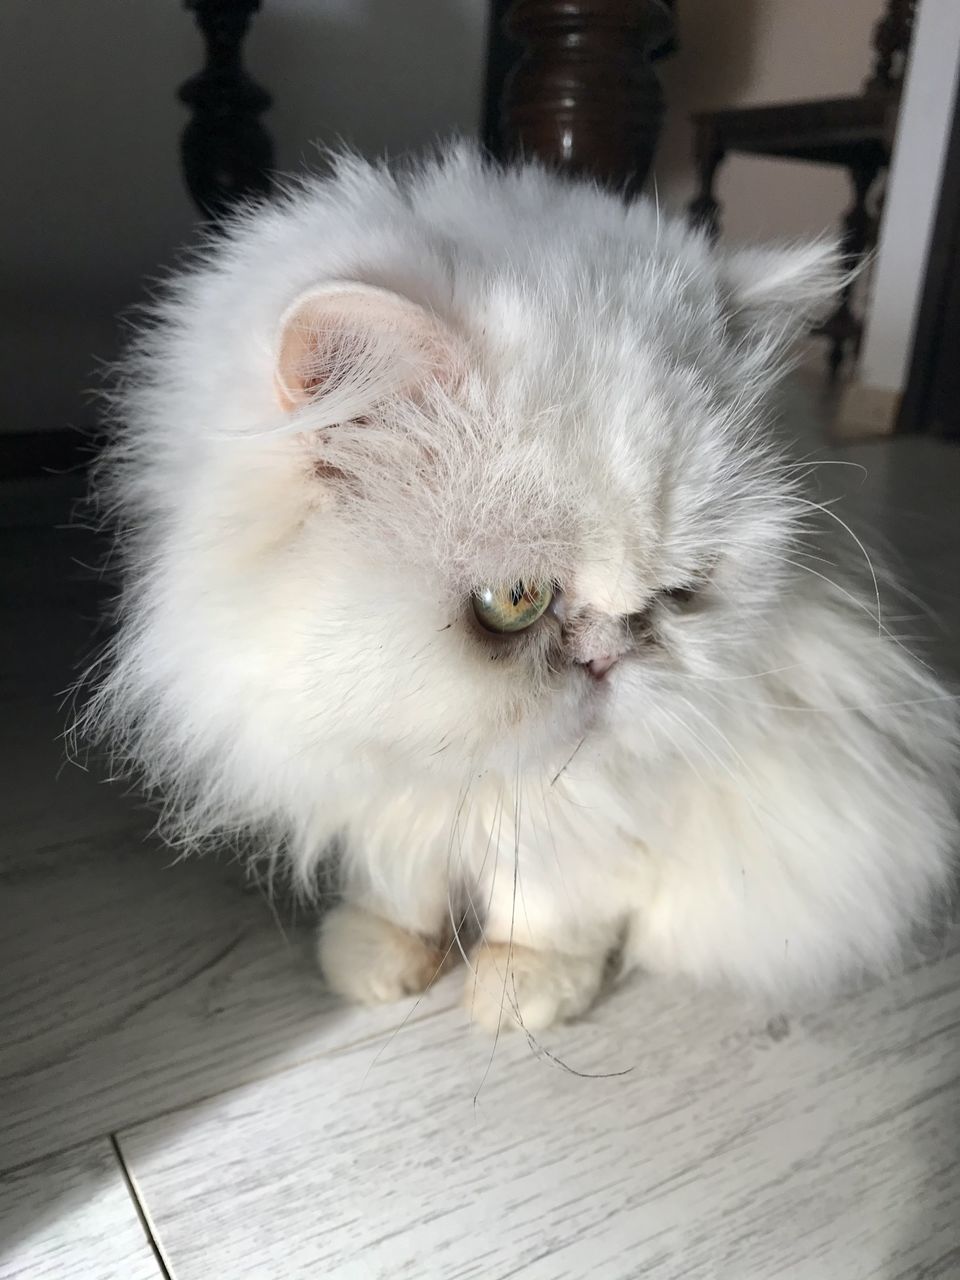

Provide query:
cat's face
left=244, top=252, right=827, bottom=779
left=95, top=161, right=842, bottom=854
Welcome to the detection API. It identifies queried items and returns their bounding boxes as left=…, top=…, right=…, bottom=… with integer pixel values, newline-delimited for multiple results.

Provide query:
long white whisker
left=685, top=682, right=958, bottom=716
left=788, top=495, right=883, bottom=636
left=658, top=703, right=771, bottom=840
left=362, top=774, right=476, bottom=1084
left=655, top=707, right=711, bottom=790
left=473, top=748, right=525, bottom=1104
left=675, top=694, right=760, bottom=786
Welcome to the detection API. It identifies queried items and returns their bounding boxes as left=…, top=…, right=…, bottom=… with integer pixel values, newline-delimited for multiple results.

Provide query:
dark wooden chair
left=176, top=0, right=904, bottom=378
left=687, top=0, right=916, bottom=377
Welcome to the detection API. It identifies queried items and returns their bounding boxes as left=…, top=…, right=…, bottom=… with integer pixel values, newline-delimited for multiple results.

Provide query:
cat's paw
left=317, top=904, right=446, bottom=1005
left=464, top=942, right=605, bottom=1033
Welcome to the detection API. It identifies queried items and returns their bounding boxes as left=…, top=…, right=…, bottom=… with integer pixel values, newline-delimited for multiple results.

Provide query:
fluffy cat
left=86, top=147, right=958, bottom=1032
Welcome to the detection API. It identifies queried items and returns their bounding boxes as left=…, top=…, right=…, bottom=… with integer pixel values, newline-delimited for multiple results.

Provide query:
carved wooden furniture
left=688, top=0, right=915, bottom=378
left=179, top=0, right=274, bottom=221
left=179, top=1, right=677, bottom=218
left=485, top=0, right=676, bottom=195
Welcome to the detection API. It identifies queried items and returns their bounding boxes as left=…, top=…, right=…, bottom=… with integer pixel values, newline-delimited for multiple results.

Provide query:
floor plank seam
left=110, top=1133, right=173, bottom=1280
left=112, top=997, right=464, bottom=1141
left=0, top=998, right=461, bottom=1178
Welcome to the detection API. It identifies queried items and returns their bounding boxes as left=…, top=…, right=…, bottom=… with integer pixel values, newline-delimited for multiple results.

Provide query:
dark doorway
left=899, top=72, right=960, bottom=439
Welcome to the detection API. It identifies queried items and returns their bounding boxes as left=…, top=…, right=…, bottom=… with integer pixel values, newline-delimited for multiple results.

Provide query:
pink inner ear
left=274, top=283, right=455, bottom=414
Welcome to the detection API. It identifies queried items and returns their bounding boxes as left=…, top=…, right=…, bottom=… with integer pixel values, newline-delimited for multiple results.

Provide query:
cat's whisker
left=360, top=923, right=467, bottom=1089
left=473, top=762, right=529, bottom=1105
left=674, top=663, right=807, bottom=684
left=483, top=758, right=612, bottom=1082
left=654, top=707, right=711, bottom=791
left=779, top=454, right=870, bottom=482
left=533, top=744, right=578, bottom=923
left=362, top=770, right=495, bottom=1083
left=777, top=555, right=934, bottom=671
left=675, top=694, right=761, bottom=787
left=659, top=702, right=775, bottom=841
left=458, top=778, right=516, bottom=1002
left=664, top=701, right=819, bottom=856
left=704, top=533, right=931, bottom=667
left=446, top=777, right=486, bottom=980
left=550, top=735, right=586, bottom=786
left=513, top=755, right=535, bottom=946
left=683, top=681, right=959, bottom=716
left=788, top=495, right=883, bottom=632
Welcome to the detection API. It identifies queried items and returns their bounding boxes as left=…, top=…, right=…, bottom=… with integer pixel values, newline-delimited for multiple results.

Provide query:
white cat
left=87, top=147, right=958, bottom=1032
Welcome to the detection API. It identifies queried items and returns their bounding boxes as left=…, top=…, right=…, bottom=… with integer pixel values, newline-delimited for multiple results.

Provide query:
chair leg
left=688, top=122, right=725, bottom=241
left=820, top=161, right=881, bottom=379
left=179, top=0, right=274, bottom=223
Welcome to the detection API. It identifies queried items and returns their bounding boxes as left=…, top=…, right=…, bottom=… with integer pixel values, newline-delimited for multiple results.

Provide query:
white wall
left=856, top=0, right=960, bottom=395
left=0, top=0, right=488, bottom=434
left=654, top=0, right=881, bottom=243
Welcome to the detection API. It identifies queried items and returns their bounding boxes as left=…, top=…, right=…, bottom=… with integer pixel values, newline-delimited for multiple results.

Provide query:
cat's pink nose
left=584, top=654, right=619, bottom=680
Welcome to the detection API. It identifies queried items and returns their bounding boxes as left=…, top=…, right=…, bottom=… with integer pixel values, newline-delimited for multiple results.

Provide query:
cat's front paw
left=464, top=942, right=605, bottom=1033
left=317, top=904, right=446, bottom=1005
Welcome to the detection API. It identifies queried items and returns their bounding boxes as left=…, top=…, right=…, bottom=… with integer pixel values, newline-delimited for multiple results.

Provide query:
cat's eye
left=472, top=580, right=553, bottom=633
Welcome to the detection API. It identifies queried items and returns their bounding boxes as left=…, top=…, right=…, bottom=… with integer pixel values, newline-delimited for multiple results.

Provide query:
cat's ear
left=274, top=283, right=457, bottom=419
left=720, top=239, right=843, bottom=342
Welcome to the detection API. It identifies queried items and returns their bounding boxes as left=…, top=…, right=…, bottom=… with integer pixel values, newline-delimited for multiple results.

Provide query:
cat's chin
left=479, top=681, right=610, bottom=779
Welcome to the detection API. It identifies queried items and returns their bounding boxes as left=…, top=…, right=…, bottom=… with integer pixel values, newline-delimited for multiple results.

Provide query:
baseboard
left=831, top=383, right=901, bottom=440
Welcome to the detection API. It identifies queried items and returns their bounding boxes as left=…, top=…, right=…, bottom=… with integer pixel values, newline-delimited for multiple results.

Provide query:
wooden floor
left=2, top=409, right=959, bottom=1279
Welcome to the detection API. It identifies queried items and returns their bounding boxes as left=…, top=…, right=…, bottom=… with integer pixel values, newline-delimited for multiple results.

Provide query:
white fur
left=85, top=146, right=958, bottom=1030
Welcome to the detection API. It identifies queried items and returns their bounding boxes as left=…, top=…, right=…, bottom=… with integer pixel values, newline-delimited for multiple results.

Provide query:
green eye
left=472, top=580, right=553, bottom=633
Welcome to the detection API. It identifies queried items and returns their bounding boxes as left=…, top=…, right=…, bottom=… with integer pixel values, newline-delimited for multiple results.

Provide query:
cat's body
left=88, top=148, right=957, bottom=1030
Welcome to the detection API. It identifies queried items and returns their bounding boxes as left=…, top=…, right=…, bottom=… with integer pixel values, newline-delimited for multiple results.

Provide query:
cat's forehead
left=346, top=299, right=738, bottom=595
left=457, top=262, right=722, bottom=420
left=389, top=391, right=689, bottom=598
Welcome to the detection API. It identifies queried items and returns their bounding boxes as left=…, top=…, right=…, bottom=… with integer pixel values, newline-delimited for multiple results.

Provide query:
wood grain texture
left=0, top=1142, right=159, bottom=1280
left=0, top=525, right=457, bottom=1175
left=0, top=837, right=456, bottom=1173
left=119, top=935, right=960, bottom=1280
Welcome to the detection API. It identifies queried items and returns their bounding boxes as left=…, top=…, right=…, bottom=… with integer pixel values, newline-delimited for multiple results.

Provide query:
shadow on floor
left=0, top=514, right=458, bottom=1260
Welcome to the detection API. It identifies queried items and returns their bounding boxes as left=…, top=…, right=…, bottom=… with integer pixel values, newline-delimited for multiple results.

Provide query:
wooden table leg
left=179, top=0, right=274, bottom=223
left=497, top=0, right=675, bottom=195
left=815, top=159, right=882, bottom=378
